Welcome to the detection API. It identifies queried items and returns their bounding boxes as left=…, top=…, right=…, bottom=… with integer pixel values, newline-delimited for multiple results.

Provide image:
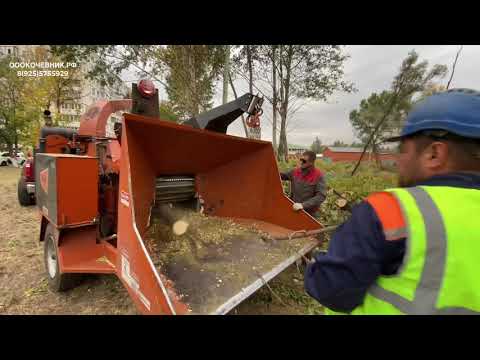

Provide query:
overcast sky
left=218, top=45, right=479, bottom=147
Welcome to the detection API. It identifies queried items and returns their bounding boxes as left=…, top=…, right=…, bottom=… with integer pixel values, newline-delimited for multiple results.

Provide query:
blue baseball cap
left=387, top=88, right=480, bottom=142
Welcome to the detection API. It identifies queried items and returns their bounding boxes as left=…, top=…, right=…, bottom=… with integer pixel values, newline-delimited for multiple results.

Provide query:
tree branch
left=228, top=72, right=249, bottom=138
left=351, top=75, right=407, bottom=176
left=232, top=68, right=274, bottom=103
left=446, top=45, right=463, bottom=90
left=104, top=52, right=170, bottom=91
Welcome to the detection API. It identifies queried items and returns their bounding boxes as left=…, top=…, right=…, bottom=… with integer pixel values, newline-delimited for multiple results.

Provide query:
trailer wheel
left=43, top=224, right=79, bottom=292
left=17, top=178, right=33, bottom=206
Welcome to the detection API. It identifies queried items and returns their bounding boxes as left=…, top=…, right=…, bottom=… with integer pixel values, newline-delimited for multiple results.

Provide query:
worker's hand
left=292, top=203, right=303, bottom=211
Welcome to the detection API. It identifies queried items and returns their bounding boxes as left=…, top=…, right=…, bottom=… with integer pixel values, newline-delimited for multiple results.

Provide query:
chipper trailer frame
left=35, top=80, right=323, bottom=315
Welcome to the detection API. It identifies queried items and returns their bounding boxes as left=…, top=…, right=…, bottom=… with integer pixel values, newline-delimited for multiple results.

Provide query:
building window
left=7, top=49, right=11, bottom=54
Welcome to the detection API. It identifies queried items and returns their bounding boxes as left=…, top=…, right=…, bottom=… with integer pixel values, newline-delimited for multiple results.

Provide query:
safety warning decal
left=120, top=190, right=130, bottom=207
left=121, top=254, right=151, bottom=311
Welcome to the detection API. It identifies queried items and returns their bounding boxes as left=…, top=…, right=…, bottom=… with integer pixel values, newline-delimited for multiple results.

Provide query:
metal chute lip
left=209, top=240, right=318, bottom=315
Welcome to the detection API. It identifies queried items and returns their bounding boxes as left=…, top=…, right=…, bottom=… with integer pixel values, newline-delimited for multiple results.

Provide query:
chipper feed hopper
left=35, top=80, right=322, bottom=315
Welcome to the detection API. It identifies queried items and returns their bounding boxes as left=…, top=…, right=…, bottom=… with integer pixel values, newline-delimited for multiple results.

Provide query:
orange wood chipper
left=34, top=80, right=322, bottom=314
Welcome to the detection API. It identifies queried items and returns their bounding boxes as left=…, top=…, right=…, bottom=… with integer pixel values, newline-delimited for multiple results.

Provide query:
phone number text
left=17, top=70, right=69, bottom=77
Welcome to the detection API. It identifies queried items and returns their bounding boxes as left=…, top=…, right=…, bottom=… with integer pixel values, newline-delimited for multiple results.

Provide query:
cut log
left=153, top=204, right=190, bottom=236
left=173, top=220, right=189, bottom=236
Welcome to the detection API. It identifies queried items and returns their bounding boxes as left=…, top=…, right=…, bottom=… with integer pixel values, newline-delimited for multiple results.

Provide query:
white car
left=0, top=151, right=26, bottom=167
left=0, top=152, right=13, bottom=166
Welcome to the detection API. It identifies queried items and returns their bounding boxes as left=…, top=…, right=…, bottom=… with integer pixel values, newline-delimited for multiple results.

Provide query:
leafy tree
left=233, top=45, right=355, bottom=161
left=51, top=45, right=227, bottom=120
left=51, top=45, right=153, bottom=87
left=0, top=46, right=89, bottom=151
left=159, top=101, right=179, bottom=122
left=161, top=45, right=226, bottom=119
left=310, top=136, right=323, bottom=153
left=415, top=82, right=446, bottom=103
left=275, top=46, right=355, bottom=162
left=231, top=45, right=265, bottom=140
left=350, top=141, right=364, bottom=148
left=0, top=55, right=30, bottom=153
left=22, top=47, right=84, bottom=127
left=391, top=50, right=448, bottom=102
left=349, top=91, right=408, bottom=157
left=332, top=140, right=348, bottom=147
left=349, top=50, right=447, bottom=170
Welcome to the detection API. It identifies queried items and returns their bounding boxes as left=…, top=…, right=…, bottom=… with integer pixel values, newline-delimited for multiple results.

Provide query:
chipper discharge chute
left=36, top=80, right=322, bottom=315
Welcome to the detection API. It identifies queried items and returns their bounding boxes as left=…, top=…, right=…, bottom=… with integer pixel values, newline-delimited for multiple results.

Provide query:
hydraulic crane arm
left=182, top=93, right=263, bottom=134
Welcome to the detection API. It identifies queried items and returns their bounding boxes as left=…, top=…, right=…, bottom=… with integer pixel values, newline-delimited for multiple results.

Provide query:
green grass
left=239, top=267, right=325, bottom=315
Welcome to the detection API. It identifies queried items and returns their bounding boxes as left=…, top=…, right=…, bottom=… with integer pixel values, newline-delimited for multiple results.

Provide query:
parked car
left=0, top=152, right=13, bottom=166
left=17, top=157, right=36, bottom=206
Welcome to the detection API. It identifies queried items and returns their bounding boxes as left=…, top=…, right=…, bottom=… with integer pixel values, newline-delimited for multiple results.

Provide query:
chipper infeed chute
left=115, top=113, right=322, bottom=315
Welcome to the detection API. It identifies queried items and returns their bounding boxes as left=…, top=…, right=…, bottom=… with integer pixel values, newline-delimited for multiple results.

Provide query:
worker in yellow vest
left=305, top=89, right=480, bottom=315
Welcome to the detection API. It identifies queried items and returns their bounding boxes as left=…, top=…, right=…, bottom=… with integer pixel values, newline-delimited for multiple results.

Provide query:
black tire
left=17, top=178, right=32, bottom=206
left=0, top=161, right=6, bottom=166
left=43, top=224, right=80, bottom=292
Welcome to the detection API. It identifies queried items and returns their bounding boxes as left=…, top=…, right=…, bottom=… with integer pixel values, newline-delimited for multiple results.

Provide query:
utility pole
left=223, top=45, right=230, bottom=104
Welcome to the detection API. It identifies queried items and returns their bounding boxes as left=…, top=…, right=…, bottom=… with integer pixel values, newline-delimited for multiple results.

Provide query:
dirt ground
left=0, top=167, right=323, bottom=315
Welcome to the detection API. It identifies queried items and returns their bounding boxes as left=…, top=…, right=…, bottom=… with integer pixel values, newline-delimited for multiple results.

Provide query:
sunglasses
left=300, top=159, right=307, bottom=164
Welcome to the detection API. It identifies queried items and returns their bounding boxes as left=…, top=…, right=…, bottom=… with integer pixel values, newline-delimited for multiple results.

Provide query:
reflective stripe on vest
left=366, top=187, right=479, bottom=315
